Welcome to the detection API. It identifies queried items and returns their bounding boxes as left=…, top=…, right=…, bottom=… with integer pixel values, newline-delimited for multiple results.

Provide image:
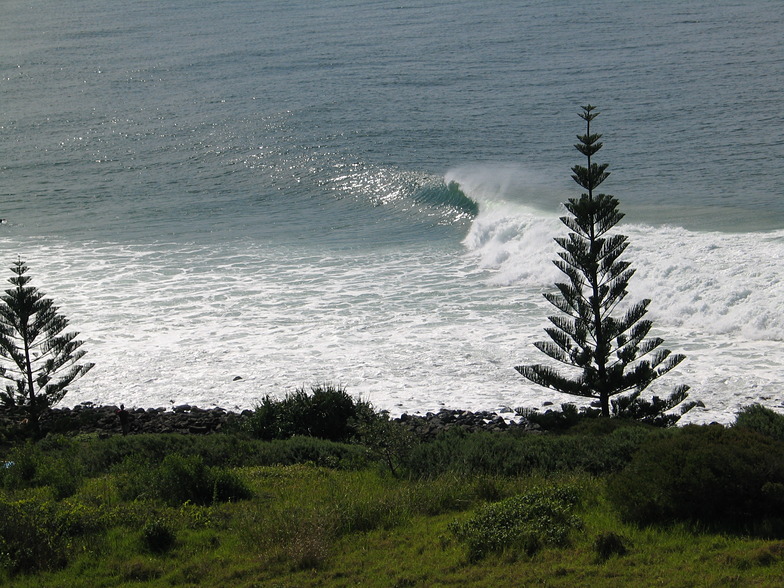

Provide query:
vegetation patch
left=448, top=484, right=584, bottom=561
left=117, top=453, right=252, bottom=506
left=241, top=384, right=374, bottom=442
left=608, top=424, right=784, bottom=535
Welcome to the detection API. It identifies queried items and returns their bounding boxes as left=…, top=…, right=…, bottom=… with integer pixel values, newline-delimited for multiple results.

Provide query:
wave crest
left=459, top=180, right=784, bottom=342
left=325, top=163, right=478, bottom=221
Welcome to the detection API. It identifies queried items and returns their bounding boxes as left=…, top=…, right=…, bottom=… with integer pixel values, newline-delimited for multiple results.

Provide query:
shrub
left=80, top=433, right=261, bottom=474
left=517, top=403, right=596, bottom=432
left=593, top=531, right=629, bottom=561
left=0, top=496, right=69, bottom=575
left=141, top=518, right=176, bottom=554
left=734, top=404, right=784, bottom=443
left=156, top=454, right=251, bottom=505
left=519, top=396, right=689, bottom=431
left=0, top=441, right=84, bottom=498
left=607, top=425, right=784, bottom=535
left=243, top=384, right=375, bottom=442
left=405, top=426, right=655, bottom=478
left=353, top=409, right=417, bottom=477
left=448, top=484, right=583, bottom=561
left=254, top=436, right=370, bottom=469
left=117, top=453, right=251, bottom=506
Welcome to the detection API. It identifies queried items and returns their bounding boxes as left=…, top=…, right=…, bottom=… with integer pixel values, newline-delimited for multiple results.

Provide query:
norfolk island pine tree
left=515, top=105, right=692, bottom=421
left=0, top=259, right=94, bottom=433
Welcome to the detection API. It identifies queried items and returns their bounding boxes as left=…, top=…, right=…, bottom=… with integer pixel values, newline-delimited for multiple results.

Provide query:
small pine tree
left=0, top=259, right=94, bottom=432
left=516, top=105, right=690, bottom=419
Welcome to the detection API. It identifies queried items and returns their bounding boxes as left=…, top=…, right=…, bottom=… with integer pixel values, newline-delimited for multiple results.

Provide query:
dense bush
left=0, top=440, right=84, bottom=498
left=405, top=425, right=656, bottom=478
left=734, top=404, right=784, bottom=443
left=242, top=384, right=374, bottom=442
left=353, top=410, right=417, bottom=477
left=518, top=393, right=691, bottom=431
left=0, top=496, right=70, bottom=575
left=448, top=484, right=583, bottom=561
left=117, top=453, right=252, bottom=506
left=607, top=425, right=784, bottom=535
left=593, top=531, right=630, bottom=561
left=0, top=432, right=370, bottom=492
left=253, top=435, right=370, bottom=469
left=141, top=517, right=176, bottom=554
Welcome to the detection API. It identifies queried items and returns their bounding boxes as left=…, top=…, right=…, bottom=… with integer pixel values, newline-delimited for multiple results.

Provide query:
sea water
left=1, top=0, right=782, bottom=423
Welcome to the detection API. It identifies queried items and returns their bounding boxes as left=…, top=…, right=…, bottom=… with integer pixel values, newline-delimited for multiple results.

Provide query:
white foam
left=451, top=165, right=784, bottom=423
left=1, top=194, right=782, bottom=425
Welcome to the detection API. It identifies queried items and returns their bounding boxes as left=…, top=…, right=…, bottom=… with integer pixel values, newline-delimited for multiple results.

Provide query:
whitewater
left=5, top=166, right=783, bottom=424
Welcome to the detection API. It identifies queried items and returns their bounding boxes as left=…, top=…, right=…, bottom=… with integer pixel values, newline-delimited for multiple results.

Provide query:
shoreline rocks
left=397, top=408, right=535, bottom=440
left=1, top=404, right=535, bottom=440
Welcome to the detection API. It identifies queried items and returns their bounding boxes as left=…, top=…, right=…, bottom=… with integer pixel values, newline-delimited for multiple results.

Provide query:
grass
left=2, top=429, right=784, bottom=586
left=3, top=464, right=784, bottom=586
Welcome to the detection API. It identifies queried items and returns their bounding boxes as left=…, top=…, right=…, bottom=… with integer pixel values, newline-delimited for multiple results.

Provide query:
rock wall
left=1, top=404, right=534, bottom=440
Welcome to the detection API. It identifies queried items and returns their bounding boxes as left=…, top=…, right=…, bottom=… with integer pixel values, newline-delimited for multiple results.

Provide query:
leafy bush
left=75, top=432, right=368, bottom=478
left=117, top=453, right=251, bottom=506
left=448, top=484, right=583, bottom=561
left=79, top=433, right=272, bottom=474
left=593, top=531, right=629, bottom=561
left=611, top=388, right=696, bottom=427
left=734, top=404, right=784, bottom=443
left=517, top=403, right=597, bottom=431
left=253, top=436, right=370, bottom=469
left=353, top=409, right=417, bottom=477
left=518, top=390, right=693, bottom=431
left=607, top=425, right=784, bottom=535
left=405, top=426, right=655, bottom=478
left=141, top=518, right=176, bottom=554
left=0, top=497, right=69, bottom=575
left=0, top=441, right=84, bottom=498
left=242, top=384, right=375, bottom=442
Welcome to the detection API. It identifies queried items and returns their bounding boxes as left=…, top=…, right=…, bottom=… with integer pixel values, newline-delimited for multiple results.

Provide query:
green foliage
left=242, top=384, right=375, bottom=442
left=593, top=531, right=630, bottom=561
left=0, top=433, right=369, bottom=508
left=0, top=444, right=783, bottom=586
left=0, top=496, right=70, bottom=575
left=0, top=441, right=84, bottom=499
left=515, top=106, right=690, bottom=419
left=117, top=453, right=252, bottom=506
left=72, top=432, right=369, bottom=476
left=449, top=484, right=584, bottom=561
left=519, top=389, right=695, bottom=431
left=607, top=425, right=784, bottom=535
left=734, top=404, right=784, bottom=442
left=353, top=408, right=417, bottom=477
left=141, top=517, right=176, bottom=554
left=405, top=426, right=655, bottom=478
left=611, top=387, right=697, bottom=427
left=0, top=259, right=94, bottom=432
left=518, top=403, right=600, bottom=431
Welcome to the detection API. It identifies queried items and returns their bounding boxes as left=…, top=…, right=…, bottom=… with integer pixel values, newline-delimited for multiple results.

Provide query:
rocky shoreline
left=0, top=403, right=536, bottom=441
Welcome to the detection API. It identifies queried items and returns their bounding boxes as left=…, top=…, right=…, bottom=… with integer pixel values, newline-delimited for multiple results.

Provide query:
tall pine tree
left=0, top=259, right=94, bottom=432
left=516, top=105, right=691, bottom=420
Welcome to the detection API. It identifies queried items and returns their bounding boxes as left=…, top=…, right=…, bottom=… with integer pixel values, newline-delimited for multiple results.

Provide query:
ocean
left=1, top=0, right=782, bottom=423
